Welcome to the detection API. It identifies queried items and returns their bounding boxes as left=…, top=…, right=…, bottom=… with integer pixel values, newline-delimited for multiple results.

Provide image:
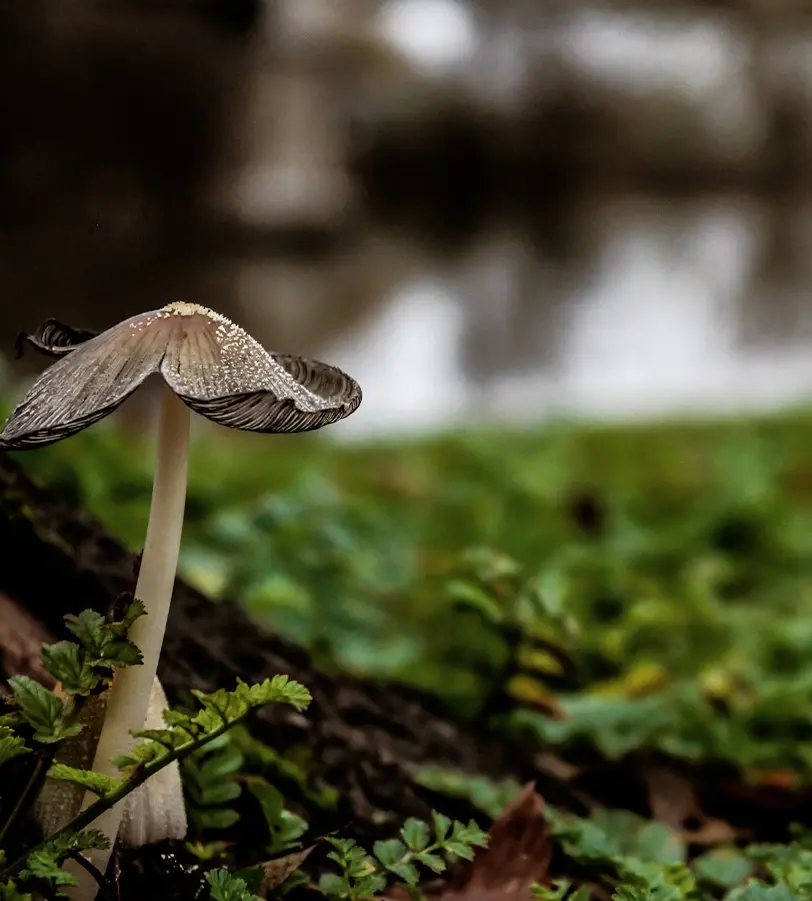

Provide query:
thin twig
left=67, top=849, right=107, bottom=893
left=0, top=754, right=46, bottom=846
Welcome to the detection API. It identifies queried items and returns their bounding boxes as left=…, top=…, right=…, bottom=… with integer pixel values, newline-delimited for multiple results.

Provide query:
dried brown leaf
left=258, top=845, right=316, bottom=894
left=439, top=783, right=552, bottom=901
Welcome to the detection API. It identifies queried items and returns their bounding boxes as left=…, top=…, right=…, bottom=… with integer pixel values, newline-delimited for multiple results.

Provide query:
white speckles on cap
left=0, top=302, right=361, bottom=448
left=161, top=301, right=232, bottom=324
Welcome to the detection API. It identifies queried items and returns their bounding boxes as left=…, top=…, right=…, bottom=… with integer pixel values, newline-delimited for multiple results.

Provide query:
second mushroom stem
left=74, top=385, right=190, bottom=897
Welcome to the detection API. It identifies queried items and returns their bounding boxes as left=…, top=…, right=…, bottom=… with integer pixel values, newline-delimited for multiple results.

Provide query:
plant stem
left=72, top=386, right=190, bottom=898
left=0, top=756, right=46, bottom=847
left=1, top=703, right=249, bottom=881
left=0, top=693, right=87, bottom=847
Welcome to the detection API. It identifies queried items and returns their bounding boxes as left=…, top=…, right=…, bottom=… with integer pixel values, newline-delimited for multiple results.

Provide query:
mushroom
left=0, top=302, right=361, bottom=895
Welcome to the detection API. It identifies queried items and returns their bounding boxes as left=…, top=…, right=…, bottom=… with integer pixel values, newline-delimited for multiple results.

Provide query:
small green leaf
left=532, top=881, right=572, bottom=901
left=64, top=606, right=144, bottom=669
left=318, top=873, right=347, bottom=897
left=451, top=820, right=489, bottom=848
left=277, top=810, right=308, bottom=845
left=19, top=851, right=75, bottom=888
left=432, top=811, right=451, bottom=842
left=47, top=763, right=123, bottom=798
left=374, top=838, right=407, bottom=868
left=41, top=642, right=97, bottom=695
left=205, top=869, right=261, bottom=901
left=722, top=885, right=797, bottom=901
left=694, top=849, right=752, bottom=888
left=115, top=599, right=148, bottom=634
left=200, top=781, right=242, bottom=806
left=390, top=862, right=420, bottom=885
left=63, top=610, right=107, bottom=653
left=244, top=777, right=284, bottom=832
left=415, top=851, right=446, bottom=874
left=100, top=640, right=144, bottom=668
left=0, top=729, right=30, bottom=767
left=8, top=676, right=80, bottom=743
left=0, top=881, right=33, bottom=901
left=185, top=841, right=230, bottom=861
left=444, top=579, right=504, bottom=623
left=402, top=818, right=430, bottom=852
left=445, top=842, right=476, bottom=861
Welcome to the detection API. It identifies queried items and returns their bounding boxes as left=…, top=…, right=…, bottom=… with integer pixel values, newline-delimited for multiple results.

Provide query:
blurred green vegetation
left=11, top=403, right=812, bottom=782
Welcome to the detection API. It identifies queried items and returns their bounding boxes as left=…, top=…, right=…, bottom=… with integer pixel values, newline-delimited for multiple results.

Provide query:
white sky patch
left=558, top=11, right=743, bottom=99
left=375, top=0, right=479, bottom=75
left=326, top=277, right=468, bottom=439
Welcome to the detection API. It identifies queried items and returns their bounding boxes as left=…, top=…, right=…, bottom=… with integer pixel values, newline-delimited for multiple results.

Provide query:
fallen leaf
left=439, top=783, right=552, bottom=901
left=259, top=845, right=316, bottom=893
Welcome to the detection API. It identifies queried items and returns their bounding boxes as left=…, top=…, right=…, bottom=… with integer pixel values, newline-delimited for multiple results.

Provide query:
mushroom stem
left=72, top=385, right=190, bottom=897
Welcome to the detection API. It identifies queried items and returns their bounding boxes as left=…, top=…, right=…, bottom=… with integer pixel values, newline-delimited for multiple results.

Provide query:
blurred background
left=14, top=0, right=812, bottom=797
left=3, top=0, right=812, bottom=435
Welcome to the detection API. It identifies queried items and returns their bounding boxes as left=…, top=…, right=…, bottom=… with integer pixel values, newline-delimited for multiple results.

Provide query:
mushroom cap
left=0, top=302, right=362, bottom=449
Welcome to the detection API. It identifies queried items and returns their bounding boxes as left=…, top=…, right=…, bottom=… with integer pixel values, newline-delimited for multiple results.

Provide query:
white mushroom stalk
left=0, top=302, right=362, bottom=900
left=75, top=386, right=190, bottom=885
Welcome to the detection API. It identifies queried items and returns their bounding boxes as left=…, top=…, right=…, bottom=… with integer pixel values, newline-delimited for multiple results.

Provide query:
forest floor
left=5, top=407, right=812, bottom=899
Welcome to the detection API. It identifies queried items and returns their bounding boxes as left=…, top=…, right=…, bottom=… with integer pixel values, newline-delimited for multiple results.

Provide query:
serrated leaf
left=0, top=880, right=33, bottom=901
left=452, top=819, right=489, bottom=847
left=374, top=838, right=407, bottom=868
left=8, top=676, right=80, bottom=743
left=391, top=862, right=421, bottom=885
left=402, top=818, right=430, bottom=851
left=64, top=606, right=144, bottom=669
left=415, top=851, right=446, bottom=874
left=0, top=730, right=30, bottom=766
left=115, top=599, right=147, bottom=634
left=132, top=727, right=181, bottom=749
left=19, top=850, right=75, bottom=888
left=112, top=740, right=162, bottom=774
left=64, top=610, right=107, bottom=653
left=47, top=763, right=123, bottom=798
left=17, top=829, right=108, bottom=892
left=41, top=642, right=97, bottom=695
left=445, top=841, right=476, bottom=861
left=433, top=811, right=451, bottom=841
left=205, top=869, right=261, bottom=901
left=99, top=639, right=143, bottom=667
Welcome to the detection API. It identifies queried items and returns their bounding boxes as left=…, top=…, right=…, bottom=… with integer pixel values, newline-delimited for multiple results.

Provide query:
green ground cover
left=12, top=403, right=812, bottom=898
